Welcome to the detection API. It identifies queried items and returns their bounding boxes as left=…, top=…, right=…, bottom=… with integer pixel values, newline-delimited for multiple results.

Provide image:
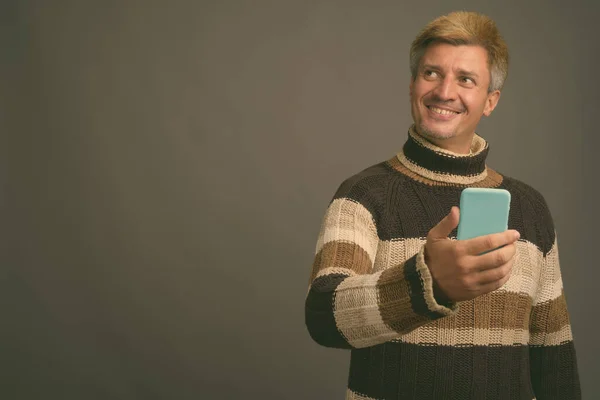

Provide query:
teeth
left=430, top=106, right=458, bottom=115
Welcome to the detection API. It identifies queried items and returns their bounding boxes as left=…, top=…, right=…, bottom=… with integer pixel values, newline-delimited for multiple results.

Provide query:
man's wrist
left=432, top=278, right=452, bottom=307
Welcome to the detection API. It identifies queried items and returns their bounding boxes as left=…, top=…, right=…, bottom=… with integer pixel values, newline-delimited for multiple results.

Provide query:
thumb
left=429, top=206, right=460, bottom=240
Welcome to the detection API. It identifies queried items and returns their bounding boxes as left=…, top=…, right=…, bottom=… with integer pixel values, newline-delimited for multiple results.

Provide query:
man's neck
left=414, top=128, right=474, bottom=155
left=393, top=126, right=490, bottom=185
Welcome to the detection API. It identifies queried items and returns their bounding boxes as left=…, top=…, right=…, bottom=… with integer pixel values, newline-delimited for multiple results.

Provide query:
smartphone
left=456, top=188, right=511, bottom=242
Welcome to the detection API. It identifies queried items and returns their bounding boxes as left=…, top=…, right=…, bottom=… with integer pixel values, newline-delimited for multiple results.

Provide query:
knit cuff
left=413, top=244, right=458, bottom=316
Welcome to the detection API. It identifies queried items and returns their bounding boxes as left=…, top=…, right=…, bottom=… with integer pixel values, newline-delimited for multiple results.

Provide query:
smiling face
left=409, top=42, right=501, bottom=153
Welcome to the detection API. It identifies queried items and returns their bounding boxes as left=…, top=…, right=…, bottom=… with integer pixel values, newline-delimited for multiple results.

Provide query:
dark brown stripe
left=501, top=177, right=556, bottom=256
left=305, top=274, right=352, bottom=349
left=529, top=341, right=581, bottom=399
left=309, top=241, right=372, bottom=285
left=386, top=156, right=504, bottom=188
left=404, top=255, right=447, bottom=319
left=330, top=162, right=390, bottom=218
left=530, top=291, right=571, bottom=334
left=374, top=163, right=555, bottom=257
left=403, top=131, right=488, bottom=177
left=349, top=342, right=534, bottom=400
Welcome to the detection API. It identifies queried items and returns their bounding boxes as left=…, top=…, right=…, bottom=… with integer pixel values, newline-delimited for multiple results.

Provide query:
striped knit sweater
left=305, top=127, right=581, bottom=400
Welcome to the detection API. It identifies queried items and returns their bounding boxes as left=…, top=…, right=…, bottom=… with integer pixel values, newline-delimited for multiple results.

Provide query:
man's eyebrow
left=421, top=63, right=441, bottom=71
left=456, top=69, right=479, bottom=78
left=420, top=64, right=480, bottom=79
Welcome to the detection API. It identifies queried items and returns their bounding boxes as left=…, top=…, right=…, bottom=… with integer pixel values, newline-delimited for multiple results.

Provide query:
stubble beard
left=414, top=121, right=457, bottom=142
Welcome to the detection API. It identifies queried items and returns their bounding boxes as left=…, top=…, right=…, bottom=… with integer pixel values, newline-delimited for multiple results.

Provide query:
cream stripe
left=314, top=267, right=354, bottom=280
left=409, top=125, right=487, bottom=156
left=375, top=238, right=545, bottom=299
left=348, top=389, right=535, bottom=400
left=373, top=237, right=424, bottom=272
left=529, top=324, right=573, bottom=346
left=533, top=277, right=564, bottom=305
left=346, top=389, right=377, bottom=400
left=316, top=198, right=378, bottom=263
left=346, top=389, right=531, bottom=400
left=397, top=151, right=488, bottom=184
left=334, top=272, right=398, bottom=348
left=533, top=238, right=563, bottom=305
left=394, top=327, right=530, bottom=346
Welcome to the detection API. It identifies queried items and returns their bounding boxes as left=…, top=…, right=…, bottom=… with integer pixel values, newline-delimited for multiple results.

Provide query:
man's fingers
left=428, top=206, right=460, bottom=240
left=475, top=243, right=517, bottom=271
left=477, top=259, right=514, bottom=284
left=477, top=272, right=512, bottom=293
left=463, top=230, right=520, bottom=256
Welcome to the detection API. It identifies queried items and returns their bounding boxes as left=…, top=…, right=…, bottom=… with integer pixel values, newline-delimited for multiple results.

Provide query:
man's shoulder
left=500, top=174, right=550, bottom=212
left=331, top=159, right=399, bottom=204
left=499, top=173, right=556, bottom=253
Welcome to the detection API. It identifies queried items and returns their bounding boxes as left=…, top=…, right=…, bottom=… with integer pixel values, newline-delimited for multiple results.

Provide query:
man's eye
left=424, top=70, right=438, bottom=78
left=461, top=77, right=474, bottom=84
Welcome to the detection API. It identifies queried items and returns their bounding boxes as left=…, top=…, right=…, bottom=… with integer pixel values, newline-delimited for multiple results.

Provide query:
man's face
left=409, top=43, right=500, bottom=146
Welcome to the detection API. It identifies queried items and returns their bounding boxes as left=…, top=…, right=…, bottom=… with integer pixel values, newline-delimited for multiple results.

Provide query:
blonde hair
left=410, top=11, right=509, bottom=92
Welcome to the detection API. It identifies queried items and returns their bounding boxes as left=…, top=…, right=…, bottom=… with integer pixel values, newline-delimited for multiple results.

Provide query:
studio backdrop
left=3, top=1, right=598, bottom=399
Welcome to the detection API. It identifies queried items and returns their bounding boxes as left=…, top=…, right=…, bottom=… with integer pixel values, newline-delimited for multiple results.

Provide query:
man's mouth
left=427, top=105, right=461, bottom=115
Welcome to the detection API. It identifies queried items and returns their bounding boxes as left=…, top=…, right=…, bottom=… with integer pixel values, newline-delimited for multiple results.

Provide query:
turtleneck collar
left=396, top=125, right=490, bottom=185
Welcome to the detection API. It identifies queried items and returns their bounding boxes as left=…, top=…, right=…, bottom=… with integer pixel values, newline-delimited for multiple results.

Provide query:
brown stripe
left=398, top=291, right=533, bottom=331
left=377, top=272, right=535, bottom=334
left=387, top=156, right=504, bottom=188
left=530, top=291, right=571, bottom=334
left=457, top=290, right=532, bottom=330
left=488, top=290, right=533, bottom=330
left=309, top=241, right=372, bottom=285
left=377, top=263, right=426, bottom=334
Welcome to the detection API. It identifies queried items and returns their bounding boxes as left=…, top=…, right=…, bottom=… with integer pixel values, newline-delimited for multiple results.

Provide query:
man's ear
left=483, top=90, right=501, bottom=116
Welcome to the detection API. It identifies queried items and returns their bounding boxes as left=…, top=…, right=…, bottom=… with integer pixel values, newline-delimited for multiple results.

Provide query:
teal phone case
left=456, top=188, right=511, bottom=241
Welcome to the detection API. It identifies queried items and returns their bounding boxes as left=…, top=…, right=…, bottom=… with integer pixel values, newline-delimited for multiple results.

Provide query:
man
left=305, top=11, right=581, bottom=400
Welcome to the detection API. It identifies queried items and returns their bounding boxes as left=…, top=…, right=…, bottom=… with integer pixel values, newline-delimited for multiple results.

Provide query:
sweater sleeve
left=528, top=231, right=581, bottom=399
left=304, top=195, right=457, bottom=350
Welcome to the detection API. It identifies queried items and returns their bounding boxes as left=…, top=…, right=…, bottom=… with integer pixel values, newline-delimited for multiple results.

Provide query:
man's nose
left=433, top=78, right=458, bottom=100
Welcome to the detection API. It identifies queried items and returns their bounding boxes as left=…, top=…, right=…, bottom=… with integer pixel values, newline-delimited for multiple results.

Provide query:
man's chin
left=416, top=124, right=456, bottom=141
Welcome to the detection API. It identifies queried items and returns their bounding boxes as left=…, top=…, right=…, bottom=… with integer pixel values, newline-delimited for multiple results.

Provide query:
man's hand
left=424, top=206, right=520, bottom=303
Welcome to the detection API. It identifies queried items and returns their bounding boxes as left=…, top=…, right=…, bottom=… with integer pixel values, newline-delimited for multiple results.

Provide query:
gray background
left=3, top=0, right=598, bottom=399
